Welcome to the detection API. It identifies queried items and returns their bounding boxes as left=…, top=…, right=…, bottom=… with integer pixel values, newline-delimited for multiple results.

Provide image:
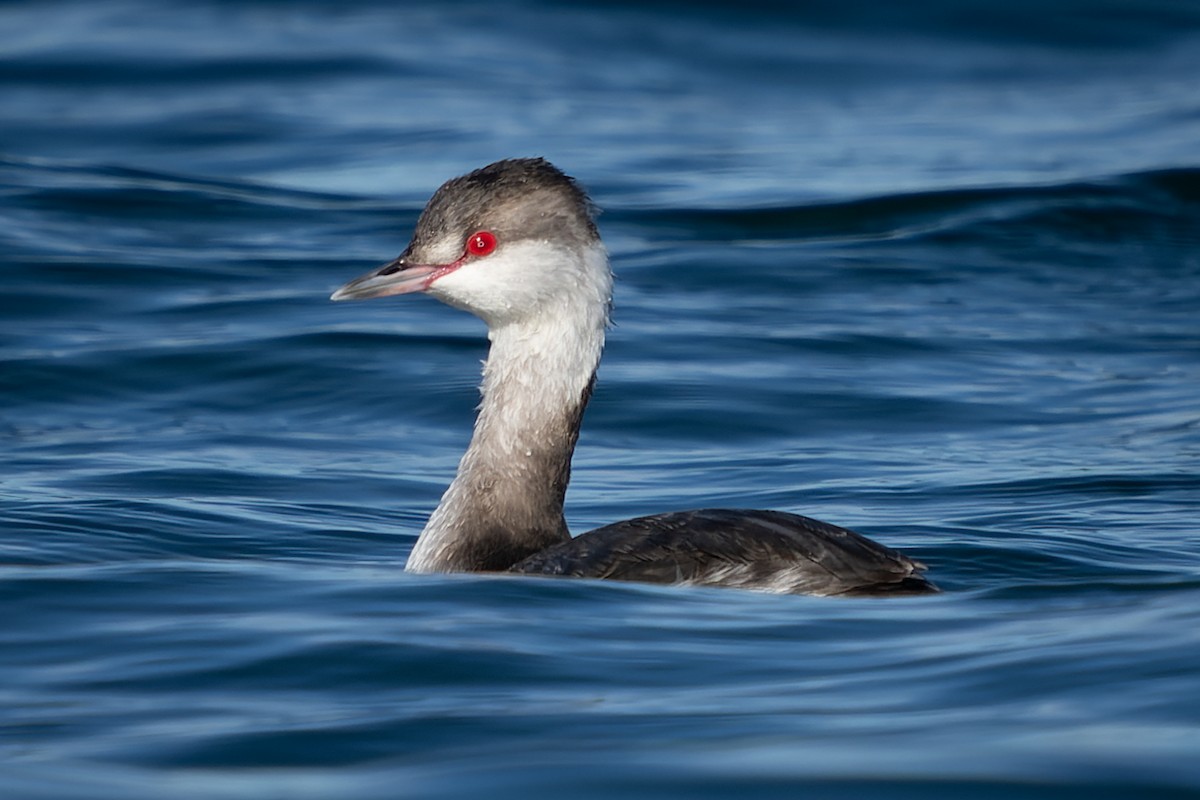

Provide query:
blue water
left=3, top=1, right=1200, bottom=797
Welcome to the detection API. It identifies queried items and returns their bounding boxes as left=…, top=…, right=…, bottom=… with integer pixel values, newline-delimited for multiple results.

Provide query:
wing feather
left=510, top=508, right=936, bottom=596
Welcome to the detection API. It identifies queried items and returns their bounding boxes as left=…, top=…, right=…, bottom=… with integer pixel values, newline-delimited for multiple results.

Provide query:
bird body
left=332, top=158, right=935, bottom=596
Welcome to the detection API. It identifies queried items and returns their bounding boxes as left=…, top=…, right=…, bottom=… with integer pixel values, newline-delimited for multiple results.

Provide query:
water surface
left=2, top=1, right=1199, bottom=797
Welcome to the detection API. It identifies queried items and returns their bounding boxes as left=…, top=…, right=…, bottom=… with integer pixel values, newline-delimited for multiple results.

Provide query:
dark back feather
left=510, top=508, right=937, bottom=597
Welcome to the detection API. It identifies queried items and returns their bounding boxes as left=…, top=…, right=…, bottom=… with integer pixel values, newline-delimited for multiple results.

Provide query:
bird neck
left=406, top=246, right=611, bottom=573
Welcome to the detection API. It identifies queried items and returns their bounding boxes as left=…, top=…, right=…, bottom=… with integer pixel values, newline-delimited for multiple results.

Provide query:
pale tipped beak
left=330, top=256, right=441, bottom=301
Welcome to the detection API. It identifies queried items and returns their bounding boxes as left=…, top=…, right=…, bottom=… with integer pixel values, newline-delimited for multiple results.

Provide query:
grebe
left=332, top=158, right=935, bottom=596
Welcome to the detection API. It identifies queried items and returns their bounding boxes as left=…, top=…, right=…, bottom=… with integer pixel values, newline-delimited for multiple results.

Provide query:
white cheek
left=430, top=256, right=518, bottom=318
left=428, top=241, right=563, bottom=324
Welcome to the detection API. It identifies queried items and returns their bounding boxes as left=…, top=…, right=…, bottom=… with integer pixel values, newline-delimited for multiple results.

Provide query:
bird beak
left=330, top=255, right=440, bottom=301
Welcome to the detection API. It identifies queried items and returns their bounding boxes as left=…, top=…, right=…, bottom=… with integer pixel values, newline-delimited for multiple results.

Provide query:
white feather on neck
left=407, top=240, right=611, bottom=572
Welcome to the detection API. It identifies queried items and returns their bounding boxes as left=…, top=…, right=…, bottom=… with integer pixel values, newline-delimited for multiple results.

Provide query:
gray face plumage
left=404, top=158, right=599, bottom=266
left=331, top=158, right=608, bottom=317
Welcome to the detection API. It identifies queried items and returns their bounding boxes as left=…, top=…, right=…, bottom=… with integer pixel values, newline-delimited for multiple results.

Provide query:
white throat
left=406, top=241, right=612, bottom=572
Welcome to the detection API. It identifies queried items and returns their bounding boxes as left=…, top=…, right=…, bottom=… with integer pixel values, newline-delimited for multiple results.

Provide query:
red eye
left=466, top=230, right=497, bottom=257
